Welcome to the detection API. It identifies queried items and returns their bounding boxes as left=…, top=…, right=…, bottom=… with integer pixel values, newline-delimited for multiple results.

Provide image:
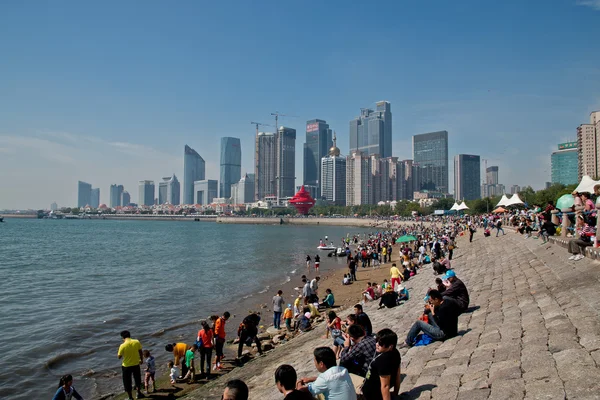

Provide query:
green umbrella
left=396, top=235, right=417, bottom=243
left=556, top=194, right=574, bottom=210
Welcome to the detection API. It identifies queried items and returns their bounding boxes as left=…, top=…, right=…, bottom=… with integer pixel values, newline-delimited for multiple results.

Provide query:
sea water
left=0, top=218, right=366, bottom=399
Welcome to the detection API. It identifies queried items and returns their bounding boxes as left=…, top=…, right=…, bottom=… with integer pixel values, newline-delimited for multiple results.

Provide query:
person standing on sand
left=389, top=263, right=401, bottom=290
left=348, top=258, right=357, bottom=282
left=197, top=321, right=214, bottom=378
left=306, top=255, right=311, bottom=268
left=117, top=330, right=144, bottom=400
left=213, top=311, right=230, bottom=371
left=314, top=254, right=321, bottom=271
left=273, top=290, right=285, bottom=330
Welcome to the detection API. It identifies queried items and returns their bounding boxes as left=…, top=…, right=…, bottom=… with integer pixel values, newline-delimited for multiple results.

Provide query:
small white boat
left=317, top=245, right=336, bottom=251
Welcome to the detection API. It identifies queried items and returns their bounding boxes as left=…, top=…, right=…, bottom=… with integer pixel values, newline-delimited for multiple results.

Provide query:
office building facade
left=551, top=142, right=578, bottom=185
left=90, top=188, right=100, bottom=208
left=231, top=173, right=255, bottom=205
left=486, top=166, right=499, bottom=185
left=397, top=160, right=415, bottom=200
left=346, top=152, right=373, bottom=206
left=255, top=132, right=277, bottom=201
left=110, top=184, right=124, bottom=208
left=158, top=174, right=180, bottom=205
left=121, top=191, right=131, bottom=206
left=220, top=137, right=242, bottom=199
left=320, top=135, right=346, bottom=205
left=138, top=180, right=155, bottom=206
left=510, top=185, right=520, bottom=195
left=183, top=145, right=205, bottom=205
left=454, top=154, right=481, bottom=200
left=349, top=101, right=392, bottom=158
left=412, top=131, right=449, bottom=193
left=276, top=126, right=296, bottom=199
left=304, top=119, right=332, bottom=191
left=77, top=181, right=92, bottom=208
left=194, top=179, right=218, bottom=205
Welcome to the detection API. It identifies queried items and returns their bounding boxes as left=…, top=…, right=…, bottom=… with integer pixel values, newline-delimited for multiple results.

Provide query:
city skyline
left=1, top=1, right=600, bottom=209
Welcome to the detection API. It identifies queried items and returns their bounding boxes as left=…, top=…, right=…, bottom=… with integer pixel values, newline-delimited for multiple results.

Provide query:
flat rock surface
left=185, top=232, right=600, bottom=400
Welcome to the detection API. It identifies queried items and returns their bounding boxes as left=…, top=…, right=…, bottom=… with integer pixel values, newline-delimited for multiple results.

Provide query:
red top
left=197, top=329, right=214, bottom=348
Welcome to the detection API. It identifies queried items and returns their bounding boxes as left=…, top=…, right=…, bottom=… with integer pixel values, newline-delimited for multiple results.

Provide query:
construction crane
left=250, top=121, right=274, bottom=136
left=270, top=111, right=298, bottom=131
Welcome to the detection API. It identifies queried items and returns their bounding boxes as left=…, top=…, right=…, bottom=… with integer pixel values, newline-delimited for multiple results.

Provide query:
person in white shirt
left=297, top=347, right=357, bottom=400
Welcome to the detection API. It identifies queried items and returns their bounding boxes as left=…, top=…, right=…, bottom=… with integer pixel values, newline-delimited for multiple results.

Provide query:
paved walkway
left=186, top=231, right=600, bottom=400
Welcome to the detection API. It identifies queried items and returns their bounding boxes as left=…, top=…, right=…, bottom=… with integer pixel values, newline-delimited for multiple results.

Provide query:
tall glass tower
left=454, top=154, right=481, bottom=200
left=349, top=101, right=392, bottom=158
left=412, top=131, right=449, bottom=193
left=183, top=145, right=205, bottom=205
left=304, top=119, right=332, bottom=189
left=220, top=137, right=242, bottom=199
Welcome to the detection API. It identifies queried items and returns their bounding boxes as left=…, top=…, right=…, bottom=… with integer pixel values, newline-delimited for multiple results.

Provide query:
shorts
left=122, top=365, right=142, bottom=392
left=315, top=262, right=320, bottom=268
left=333, top=336, right=345, bottom=347
left=215, top=337, right=225, bottom=357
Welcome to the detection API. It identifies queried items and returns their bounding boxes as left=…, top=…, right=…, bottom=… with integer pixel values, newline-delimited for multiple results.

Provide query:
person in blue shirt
left=52, top=374, right=83, bottom=400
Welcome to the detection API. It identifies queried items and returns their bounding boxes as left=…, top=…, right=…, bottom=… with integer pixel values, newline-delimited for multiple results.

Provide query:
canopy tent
left=506, top=193, right=524, bottom=206
left=556, top=194, right=575, bottom=210
left=396, top=235, right=417, bottom=243
left=457, top=201, right=469, bottom=210
left=574, top=175, right=600, bottom=194
left=493, top=207, right=506, bottom=213
left=449, top=202, right=460, bottom=211
left=496, top=194, right=510, bottom=207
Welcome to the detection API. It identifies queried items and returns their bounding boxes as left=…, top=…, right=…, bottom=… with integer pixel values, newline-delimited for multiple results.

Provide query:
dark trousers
left=180, top=359, right=188, bottom=379
left=568, top=239, right=592, bottom=255
left=122, top=365, right=142, bottom=393
left=350, top=269, right=357, bottom=281
left=469, top=231, right=474, bottom=242
left=448, top=249, right=453, bottom=260
left=237, top=331, right=262, bottom=357
left=200, top=347, right=212, bottom=374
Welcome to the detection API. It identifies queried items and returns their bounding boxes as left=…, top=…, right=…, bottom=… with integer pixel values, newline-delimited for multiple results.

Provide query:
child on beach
left=143, top=349, right=156, bottom=394
left=182, top=344, right=197, bottom=383
left=168, top=361, right=179, bottom=385
left=283, top=304, right=294, bottom=331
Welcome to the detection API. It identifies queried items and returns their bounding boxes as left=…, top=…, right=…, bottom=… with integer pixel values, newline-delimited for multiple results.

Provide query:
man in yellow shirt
left=390, top=263, right=402, bottom=290
left=117, top=330, right=144, bottom=400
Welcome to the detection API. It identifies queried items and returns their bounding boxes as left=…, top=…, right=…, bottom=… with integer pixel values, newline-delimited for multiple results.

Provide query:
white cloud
left=577, top=0, right=600, bottom=10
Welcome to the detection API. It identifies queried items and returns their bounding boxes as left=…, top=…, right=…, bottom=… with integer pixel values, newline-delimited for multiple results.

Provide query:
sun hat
left=444, top=270, right=456, bottom=279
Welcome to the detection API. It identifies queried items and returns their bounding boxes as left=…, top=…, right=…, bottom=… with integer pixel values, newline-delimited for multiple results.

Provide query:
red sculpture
left=289, top=185, right=316, bottom=215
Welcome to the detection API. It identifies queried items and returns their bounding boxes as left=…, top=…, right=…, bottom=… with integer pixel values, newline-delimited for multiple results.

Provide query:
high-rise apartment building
left=486, top=166, right=499, bottom=185
left=304, top=119, right=333, bottom=191
left=110, top=184, right=124, bottom=208
left=397, top=160, right=415, bottom=200
left=77, top=181, right=92, bottom=208
left=138, top=180, right=155, bottom=206
left=454, top=154, right=481, bottom=201
left=90, top=188, right=100, bottom=208
left=158, top=175, right=180, bottom=205
left=183, top=145, right=205, bottom=205
left=510, top=185, right=520, bottom=195
left=551, top=142, right=578, bottom=185
left=482, top=166, right=505, bottom=198
left=121, top=191, right=131, bottom=206
left=255, top=132, right=276, bottom=201
left=231, top=173, right=255, bottom=205
left=349, top=101, right=392, bottom=158
left=346, top=152, right=373, bottom=206
left=320, top=133, right=346, bottom=205
left=412, top=131, right=449, bottom=193
left=220, top=137, right=242, bottom=199
left=276, top=126, right=296, bottom=199
left=577, top=124, right=595, bottom=179
left=194, top=179, right=218, bottom=205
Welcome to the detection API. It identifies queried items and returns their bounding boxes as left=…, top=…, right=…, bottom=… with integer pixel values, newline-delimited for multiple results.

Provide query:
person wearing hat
left=441, top=270, right=469, bottom=313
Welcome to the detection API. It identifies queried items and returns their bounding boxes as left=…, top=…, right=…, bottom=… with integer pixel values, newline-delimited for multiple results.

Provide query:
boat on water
left=0, top=217, right=4, bottom=223
left=317, top=245, right=336, bottom=251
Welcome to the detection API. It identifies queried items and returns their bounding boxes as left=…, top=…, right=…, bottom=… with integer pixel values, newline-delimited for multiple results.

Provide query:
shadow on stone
left=464, top=306, right=480, bottom=313
left=456, top=328, right=472, bottom=336
left=399, top=384, right=437, bottom=399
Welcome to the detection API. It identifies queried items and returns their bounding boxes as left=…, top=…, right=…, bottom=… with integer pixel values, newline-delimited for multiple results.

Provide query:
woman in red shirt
left=197, top=321, right=214, bottom=378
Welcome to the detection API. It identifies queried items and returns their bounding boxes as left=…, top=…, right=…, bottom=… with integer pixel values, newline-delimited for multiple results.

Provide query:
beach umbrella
left=556, top=194, right=574, bottom=210
left=396, top=235, right=417, bottom=243
left=492, top=207, right=506, bottom=214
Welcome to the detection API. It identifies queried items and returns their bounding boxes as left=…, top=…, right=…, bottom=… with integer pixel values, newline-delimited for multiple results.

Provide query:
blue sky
left=1, top=0, right=600, bottom=209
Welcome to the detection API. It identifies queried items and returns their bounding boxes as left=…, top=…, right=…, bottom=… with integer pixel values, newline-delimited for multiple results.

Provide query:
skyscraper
left=183, top=145, right=205, bottom=205
left=110, top=184, right=124, bottom=208
left=255, top=132, right=276, bottom=201
left=510, top=185, right=520, bottom=195
left=138, top=180, right=155, bottom=206
left=77, top=181, right=92, bottom=208
left=231, top=173, right=255, bottom=205
left=121, top=191, right=131, bottom=206
left=578, top=123, right=597, bottom=179
left=220, top=137, right=242, bottom=199
left=304, top=119, right=333, bottom=191
left=482, top=166, right=505, bottom=197
left=321, top=133, right=346, bottom=205
left=90, top=188, right=100, bottom=208
left=486, top=166, right=499, bottom=185
left=349, top=101, right=392, bottom=158
left=158, top=175, right=180, bottom=205
left=397, top=160, right=415, bottom=200
left=276, top=126, right=296, bottom=199
left=412, top=131, right=449, bottom=193
left=194, top=179, right=218, bottom=205
left=346, top=152, right=373, bottom=206
left=551, top=142, right=578, bottom=185
left=454, top=154, right=481, bottom=200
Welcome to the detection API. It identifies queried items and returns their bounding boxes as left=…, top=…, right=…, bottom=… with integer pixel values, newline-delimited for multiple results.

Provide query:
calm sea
left=0, top=218, right=366, bottom=399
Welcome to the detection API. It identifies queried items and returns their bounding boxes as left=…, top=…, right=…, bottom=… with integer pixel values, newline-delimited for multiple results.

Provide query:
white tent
left=574, top=175, right=600, bottom=194
left=496, top=194, right=510, bottom=207
left=457, top=201, right=469, bottom=210
left=450, top=202, right=460, bottom=211
left=506, top=193, right=524, bottom=206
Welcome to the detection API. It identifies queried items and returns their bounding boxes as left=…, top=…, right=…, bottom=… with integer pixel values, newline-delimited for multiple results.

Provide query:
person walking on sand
left=142, top=350, right=156, bottom=394
left=117, top=330, right=144, bottom=400
left=389, top=263, right=402, bottom=290
left=52, top=374, right=83, bottom=400
left=273, top=290, right=285, bottom=330
left=213, top=311, right=230, bottom=371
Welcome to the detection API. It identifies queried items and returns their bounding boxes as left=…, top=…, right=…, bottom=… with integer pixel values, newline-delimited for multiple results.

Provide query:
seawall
left=216, top=216, right=425, bottom=228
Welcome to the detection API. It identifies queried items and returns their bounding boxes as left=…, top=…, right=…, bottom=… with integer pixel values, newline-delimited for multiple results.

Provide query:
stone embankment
left=185, top=231, right=600, bottom=400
